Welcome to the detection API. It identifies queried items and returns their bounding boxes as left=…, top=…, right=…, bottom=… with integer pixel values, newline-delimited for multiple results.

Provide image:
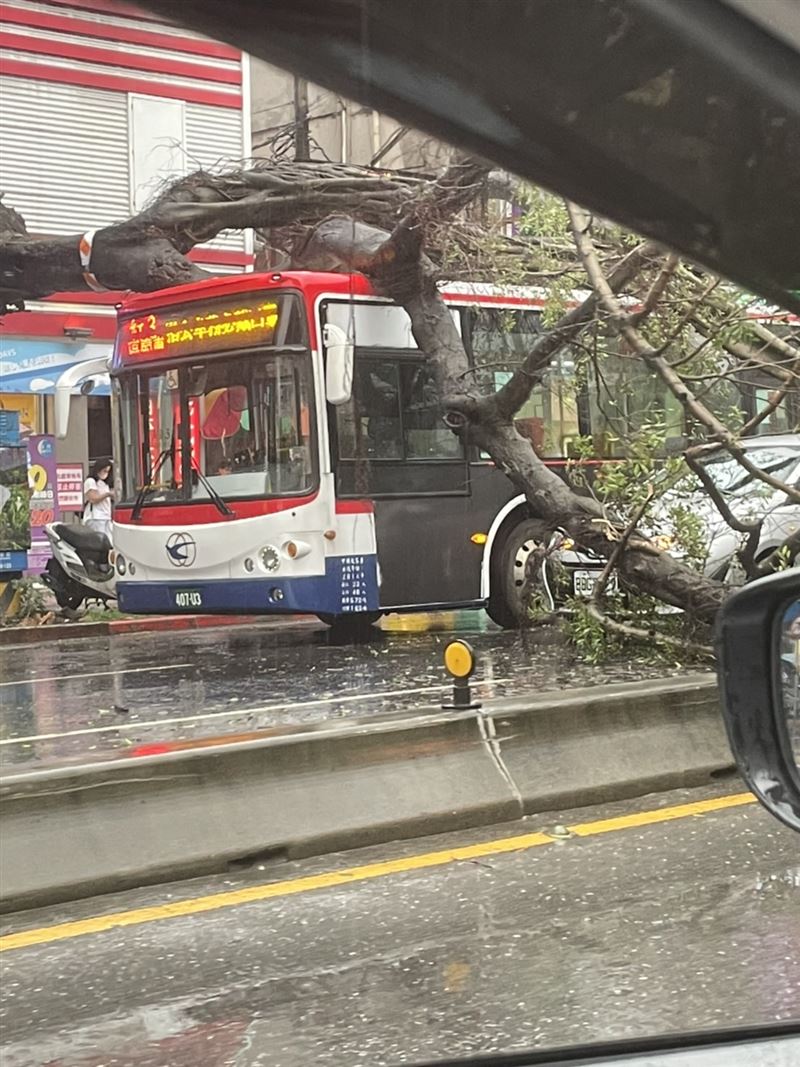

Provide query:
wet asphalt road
left=0, top=612, right=702, bottom=769
left=1, top=783, right=798, bottom=1066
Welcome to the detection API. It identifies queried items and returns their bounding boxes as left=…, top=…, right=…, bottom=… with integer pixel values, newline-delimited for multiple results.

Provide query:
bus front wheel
left=486, top=518, right=553, bottom=629
left=317, top=611, right=382, bottom=643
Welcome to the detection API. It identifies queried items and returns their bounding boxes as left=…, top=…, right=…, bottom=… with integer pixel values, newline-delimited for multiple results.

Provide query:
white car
left=658, top=434, right=800, bottom=583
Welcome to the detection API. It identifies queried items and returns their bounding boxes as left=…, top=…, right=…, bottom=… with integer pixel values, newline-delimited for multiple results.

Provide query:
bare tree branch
left=683, top=452, right=762, bottom=578
left=629, top=254, right=680, bottom=326
left=754, top=528, right=800, bottom=578
left=567, top=201, right=800, bottom=505
left=1, top=158, right=761, bottom=630
left=688, top=291, right=800, bottom=386
left=492, top=240, right=659, bottom=420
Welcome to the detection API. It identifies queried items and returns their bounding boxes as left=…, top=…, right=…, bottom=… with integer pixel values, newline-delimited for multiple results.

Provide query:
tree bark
left=0, top=160, right=553, bottom=311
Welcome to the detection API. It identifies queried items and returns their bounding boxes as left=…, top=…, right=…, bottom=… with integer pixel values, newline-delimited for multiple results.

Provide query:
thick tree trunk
left=392, top=268, right=728, bottom=620
left=0, top=230, right=208, bottom=304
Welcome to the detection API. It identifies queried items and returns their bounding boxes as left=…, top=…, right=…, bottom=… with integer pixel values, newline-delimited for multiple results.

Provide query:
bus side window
left=333, top=353, right=468, bottom=497
left=336, top=358, right=464, bottom=463
left=337, top=360, right=403, bottom=460
left=400, top=363, right=461, bottom=460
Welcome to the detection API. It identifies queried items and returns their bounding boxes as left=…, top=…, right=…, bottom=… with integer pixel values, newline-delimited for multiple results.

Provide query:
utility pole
left=293, top=76, right=310, bottom=161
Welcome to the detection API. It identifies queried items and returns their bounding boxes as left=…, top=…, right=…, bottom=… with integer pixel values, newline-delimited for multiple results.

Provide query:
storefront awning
left=0, top=340, right=111, bottom=395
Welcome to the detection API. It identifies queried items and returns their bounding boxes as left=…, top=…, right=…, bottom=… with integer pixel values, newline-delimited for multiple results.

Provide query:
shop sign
left=26, top=435, right=57, bottom=573
left=57, top=464, right=85, bottom=510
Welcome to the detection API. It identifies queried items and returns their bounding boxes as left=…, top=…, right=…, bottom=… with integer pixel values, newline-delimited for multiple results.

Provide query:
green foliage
left=562, top=599, right=620, bottom=664
left=661, top=503, right=708, bottom=567
left=541, top=273, right=572, bottom=328
left=769, top=543, right=794, bottom=573
left=563, top=590, right=711, bottom=666
left=9, top=576, right=48, bottom=622
left=82, top=604, right=127, bottom=621
left=591, top=425, right=685, bottom=505
left=583, top=428, right=712, bottom=569
left=451, top=179, right=796, bottom=653
left=514, top=187, right=578, bottom=326
left=0, top=472, right=31, bottom=552
left=516, top=187, right=570, bottom=244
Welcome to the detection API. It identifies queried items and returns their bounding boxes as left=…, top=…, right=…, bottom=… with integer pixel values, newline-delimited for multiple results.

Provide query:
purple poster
left=26, top=435, right=57, bottom=574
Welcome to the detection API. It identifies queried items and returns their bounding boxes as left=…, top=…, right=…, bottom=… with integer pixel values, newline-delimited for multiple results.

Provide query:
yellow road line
left=568, top=791, right=756, bottom=837
left=0, top=791, right=756, bottom=954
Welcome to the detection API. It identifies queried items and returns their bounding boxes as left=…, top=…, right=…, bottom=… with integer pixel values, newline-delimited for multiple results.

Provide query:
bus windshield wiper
left=191, top=459, right=234, bottom=517
left=131, top=441, right=174, bottom=521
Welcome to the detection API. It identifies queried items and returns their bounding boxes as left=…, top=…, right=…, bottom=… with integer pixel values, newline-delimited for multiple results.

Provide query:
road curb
left=0, top=621, right=111, bottom=646
left=0, top=613, right=309, bottom=647
left=0, top=673, right=732, bottom=912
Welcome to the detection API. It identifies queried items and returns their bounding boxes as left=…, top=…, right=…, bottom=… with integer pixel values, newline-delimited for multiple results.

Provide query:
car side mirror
left=715, top=568, right=800, bottom=833
left=323, top=322, right=354, bottom=406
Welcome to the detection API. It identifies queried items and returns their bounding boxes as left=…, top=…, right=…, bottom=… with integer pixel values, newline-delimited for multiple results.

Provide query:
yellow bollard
left=442, top=639, right=481, bottom=709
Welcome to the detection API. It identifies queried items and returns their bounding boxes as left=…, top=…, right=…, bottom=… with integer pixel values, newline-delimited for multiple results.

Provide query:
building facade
left=250, top=60, right=451, bottom=173
left=0, top=0, right=252, bottom=563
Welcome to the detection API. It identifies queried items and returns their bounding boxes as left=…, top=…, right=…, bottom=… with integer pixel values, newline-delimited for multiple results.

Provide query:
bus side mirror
left=715, top=568, right=800, bottom=834
left=54, top=356, right=112, bottom=439
left=323, top=323, right=354, bottom=406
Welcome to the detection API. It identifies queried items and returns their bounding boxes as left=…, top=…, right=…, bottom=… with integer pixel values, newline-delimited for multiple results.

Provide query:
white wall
left=0, top=77, right=130, bottom=234
left=0, top=76, right=249, bottom=255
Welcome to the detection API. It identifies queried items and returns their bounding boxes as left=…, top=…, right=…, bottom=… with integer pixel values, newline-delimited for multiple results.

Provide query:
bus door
left=330, top=351, right=479, bottom=610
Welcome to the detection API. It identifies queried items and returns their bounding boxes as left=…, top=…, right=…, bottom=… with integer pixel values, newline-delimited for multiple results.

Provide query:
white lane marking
left=0, top=678, right=513, bottom=747
left=0, top=664, right=193, bottom=688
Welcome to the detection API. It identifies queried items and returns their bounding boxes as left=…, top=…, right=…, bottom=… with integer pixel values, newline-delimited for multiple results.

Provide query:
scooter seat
left=54, top=523, right=112, bottom=556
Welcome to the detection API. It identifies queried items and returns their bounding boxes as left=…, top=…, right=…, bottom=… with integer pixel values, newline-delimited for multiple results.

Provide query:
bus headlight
left=283, top=539, right=311, bottom=560
left=260, top=545, right=280, bottom=573
left=116, top=554, right=127, bottom=576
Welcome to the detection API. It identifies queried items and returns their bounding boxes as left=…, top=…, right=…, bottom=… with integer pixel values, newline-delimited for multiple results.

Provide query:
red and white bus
left=108, top=270, right=611, bottom=634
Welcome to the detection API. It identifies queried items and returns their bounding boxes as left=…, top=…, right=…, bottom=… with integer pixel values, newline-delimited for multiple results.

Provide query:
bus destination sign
left=119, top=297, right=280, bottom=361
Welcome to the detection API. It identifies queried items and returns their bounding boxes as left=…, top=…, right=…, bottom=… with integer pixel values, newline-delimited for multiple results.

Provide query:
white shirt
left=84, top=477, right=112, bottom=523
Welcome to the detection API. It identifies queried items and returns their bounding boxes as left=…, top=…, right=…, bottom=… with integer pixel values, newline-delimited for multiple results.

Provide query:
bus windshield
left=115, top=350, right=316, bottom=505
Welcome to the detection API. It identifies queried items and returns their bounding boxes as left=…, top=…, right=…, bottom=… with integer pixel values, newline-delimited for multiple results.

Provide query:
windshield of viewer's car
left=5, top=1, right=800, bottom=1065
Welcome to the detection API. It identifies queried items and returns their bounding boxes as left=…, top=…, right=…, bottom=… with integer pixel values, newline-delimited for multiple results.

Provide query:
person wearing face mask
left=83, top=458, right=114, bottom=541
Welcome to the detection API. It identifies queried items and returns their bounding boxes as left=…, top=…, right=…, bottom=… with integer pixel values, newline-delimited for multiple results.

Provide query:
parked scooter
left=41, top=522, right=117, bottom=611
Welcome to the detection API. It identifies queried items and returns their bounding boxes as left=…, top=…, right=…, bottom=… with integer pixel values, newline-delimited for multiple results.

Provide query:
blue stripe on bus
left=116, top=554, right=379, bottom=616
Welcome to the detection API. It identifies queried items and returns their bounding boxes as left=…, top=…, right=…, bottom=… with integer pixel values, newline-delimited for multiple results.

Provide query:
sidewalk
left=0, top=612, right=310, bottom=647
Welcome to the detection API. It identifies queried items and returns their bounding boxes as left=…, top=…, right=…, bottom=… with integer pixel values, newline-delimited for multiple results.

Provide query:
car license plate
left=171, top=588, right=203, bottom=609
left=573, top=569, right=617, bottom=599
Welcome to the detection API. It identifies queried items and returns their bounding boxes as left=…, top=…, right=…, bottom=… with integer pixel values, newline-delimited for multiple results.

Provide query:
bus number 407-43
left=173, top=590, right=203, bottom=609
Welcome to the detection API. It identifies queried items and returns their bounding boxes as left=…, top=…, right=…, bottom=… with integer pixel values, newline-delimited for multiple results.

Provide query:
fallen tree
left=2, top=156, right=798, bottom=642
